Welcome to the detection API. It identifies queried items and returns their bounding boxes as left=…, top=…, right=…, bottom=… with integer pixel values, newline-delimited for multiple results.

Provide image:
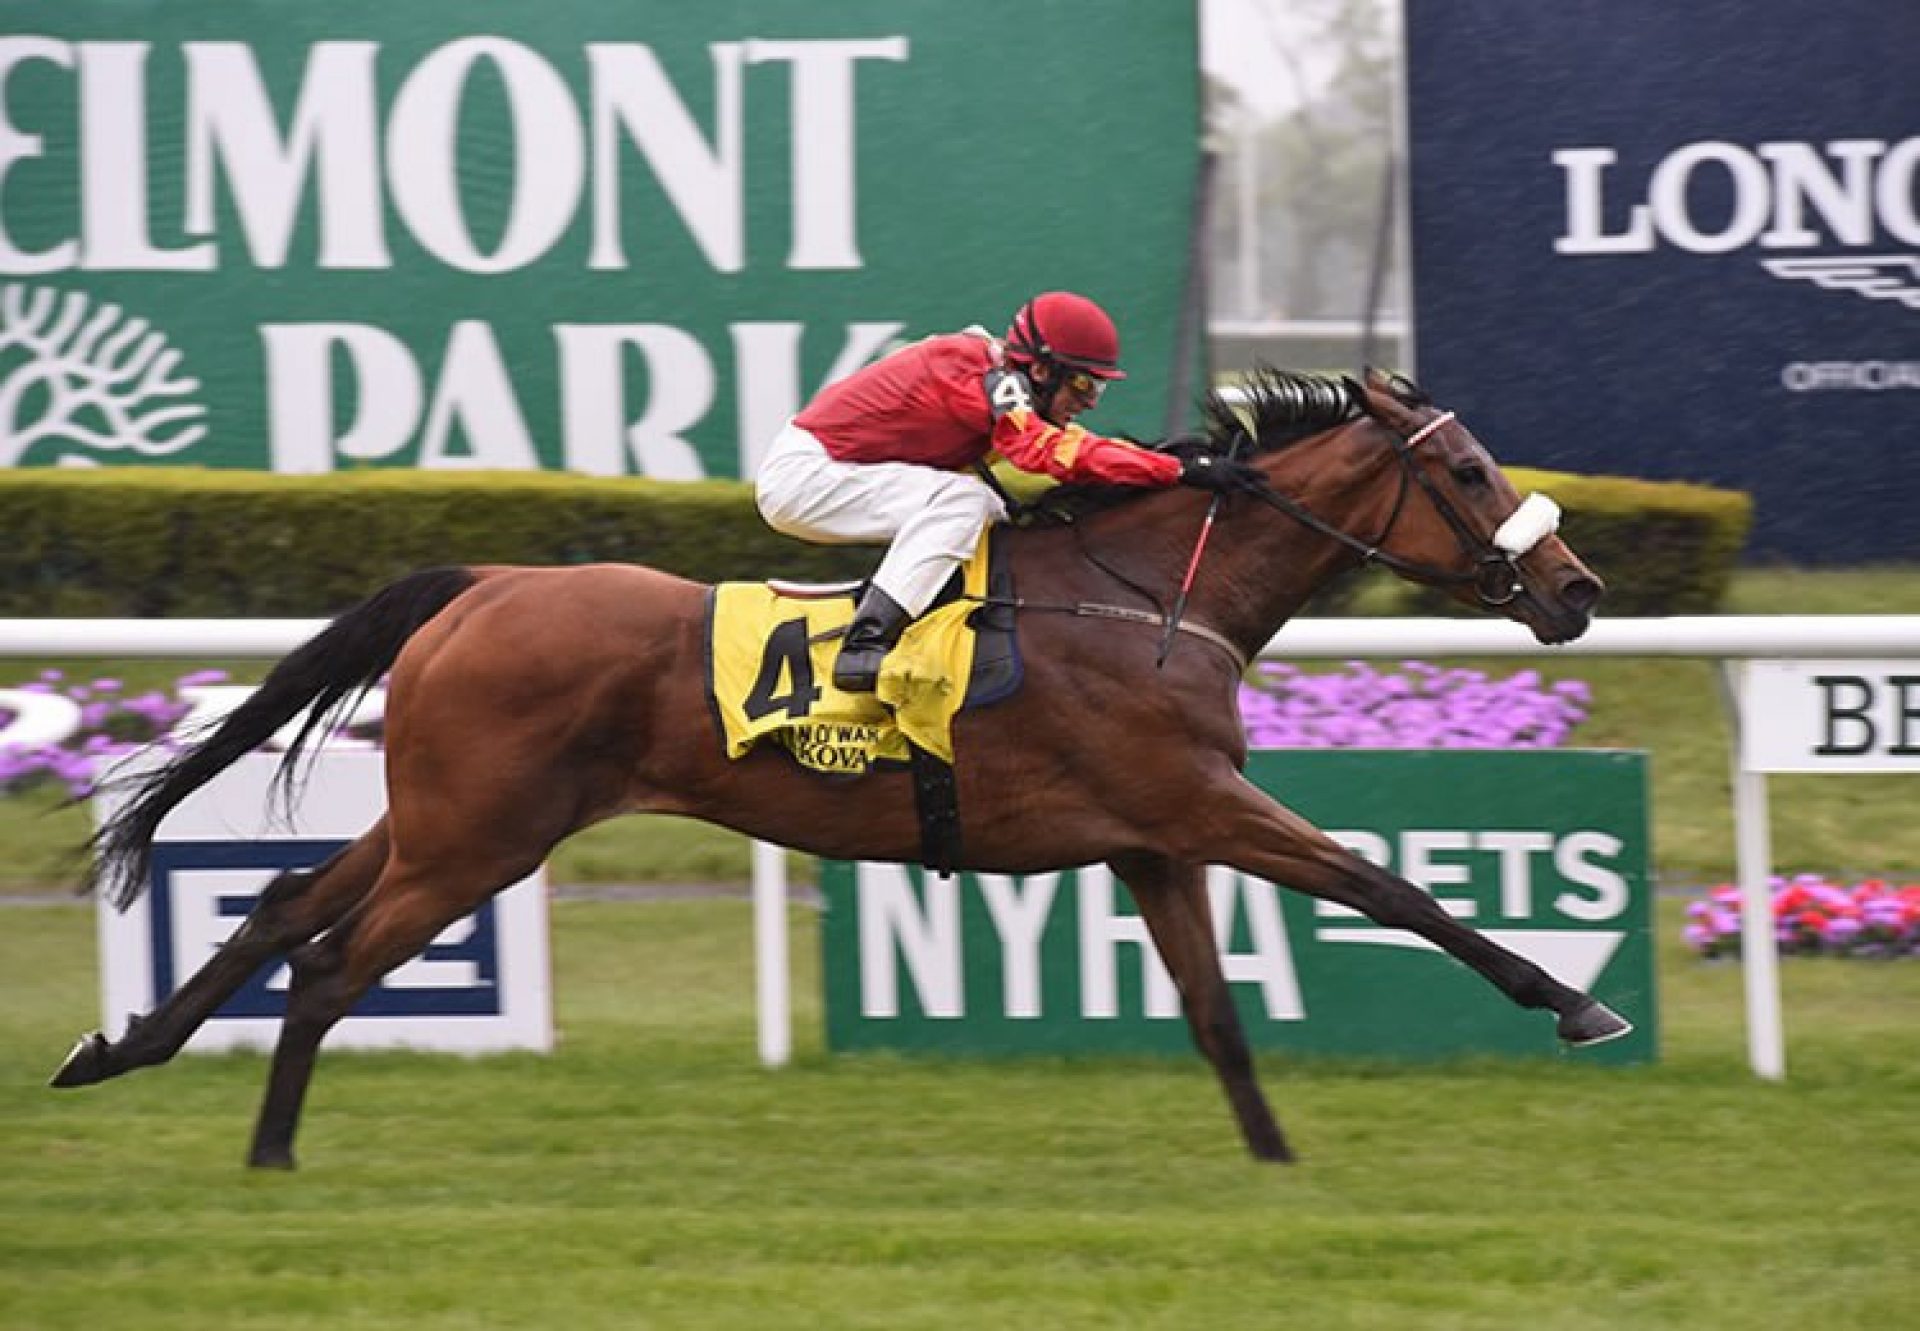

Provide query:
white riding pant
left=754, top=421, right=1007, bottom=617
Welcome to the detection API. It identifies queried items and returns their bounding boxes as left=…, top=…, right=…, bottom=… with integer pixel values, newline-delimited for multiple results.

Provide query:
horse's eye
left=1451, top=464, right=1489, bottom=489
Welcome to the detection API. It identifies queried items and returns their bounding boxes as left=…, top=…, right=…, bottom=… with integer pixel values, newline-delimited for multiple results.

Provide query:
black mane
left=1201, top=366, right=1363, bottom=455
left=1011, top=366, right=1363, bottom=526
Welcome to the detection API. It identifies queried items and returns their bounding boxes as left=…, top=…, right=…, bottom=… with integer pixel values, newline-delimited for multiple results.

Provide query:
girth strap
left=893, top=581, right=1241, bottom=876
left=1067, top=602, right=1249, bottom=673
left=908, top=741, right=962, bottom=876
left=968, top=595, right=1248, bottom=674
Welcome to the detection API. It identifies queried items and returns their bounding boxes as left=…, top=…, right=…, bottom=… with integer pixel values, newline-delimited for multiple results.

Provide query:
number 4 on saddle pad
left=707, top=536, right=1013, bottom=775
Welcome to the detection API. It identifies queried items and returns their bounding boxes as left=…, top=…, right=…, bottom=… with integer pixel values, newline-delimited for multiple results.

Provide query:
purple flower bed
left=1683, top=876, right=1920, bottom=960
left=1237, top=661, right=1592, bottom=749
left=0, top=669, right=215, bottom=797
left=6, top=660, right=1588, bottom=800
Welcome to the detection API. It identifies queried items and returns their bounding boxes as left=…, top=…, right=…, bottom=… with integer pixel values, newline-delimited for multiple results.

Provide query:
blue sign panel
left=1405, top=1, right=1919, bottom=562
left=147, top=840, right=503, bottom=1020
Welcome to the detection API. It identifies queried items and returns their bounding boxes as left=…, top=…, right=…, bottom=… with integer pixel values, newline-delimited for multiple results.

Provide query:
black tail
left=87, top=566, right=479, bottom=910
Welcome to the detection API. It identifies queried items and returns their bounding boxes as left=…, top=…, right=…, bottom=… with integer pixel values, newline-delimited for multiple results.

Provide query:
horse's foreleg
left=51, top=823, right=390, bottom=1091
left=1202, top=775, right=1630, bottom=1045
left=1111, top=852, right=1294, bottom=1164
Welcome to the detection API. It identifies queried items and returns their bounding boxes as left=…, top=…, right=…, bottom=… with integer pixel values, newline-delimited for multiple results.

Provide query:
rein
left=1239, top=408, right=1536, bottom=608
left=962, top=398, right=1541, bottom=675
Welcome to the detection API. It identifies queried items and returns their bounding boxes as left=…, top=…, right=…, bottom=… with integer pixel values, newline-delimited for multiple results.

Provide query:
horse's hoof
left=1558, top=999, right=1633, bottom=1046
left=48, top=1032, right=115, bottom=1088
left=248, top=1149, right=297, bottom=1171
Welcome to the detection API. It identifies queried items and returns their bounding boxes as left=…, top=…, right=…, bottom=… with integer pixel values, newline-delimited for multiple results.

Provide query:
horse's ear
left=1341, top=374, right=1374, bottom=417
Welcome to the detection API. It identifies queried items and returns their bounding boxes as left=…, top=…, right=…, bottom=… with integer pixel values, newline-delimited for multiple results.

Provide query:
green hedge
left=1507, top=467, right=1752, bottom=615
left=0, top=469, right=875, bottom=617
left=0, top=464, right=1750, bottom=618
left=1309, top=466, right=1752, bottom=618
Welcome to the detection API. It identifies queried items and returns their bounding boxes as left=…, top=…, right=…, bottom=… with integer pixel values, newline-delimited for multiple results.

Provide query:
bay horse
left=52, top=367, right=1625, bottom=1170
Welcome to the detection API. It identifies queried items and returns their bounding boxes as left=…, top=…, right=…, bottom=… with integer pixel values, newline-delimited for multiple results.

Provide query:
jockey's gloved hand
left=1178, top=454, right=1265, bottom=495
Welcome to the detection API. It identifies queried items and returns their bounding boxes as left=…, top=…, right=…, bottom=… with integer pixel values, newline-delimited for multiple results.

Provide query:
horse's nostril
left=1561, top=576, right=1603, bottom=615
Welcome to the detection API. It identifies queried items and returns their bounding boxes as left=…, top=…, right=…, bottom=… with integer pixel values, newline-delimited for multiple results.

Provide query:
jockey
left=754, top=291, right=1263, bottom=693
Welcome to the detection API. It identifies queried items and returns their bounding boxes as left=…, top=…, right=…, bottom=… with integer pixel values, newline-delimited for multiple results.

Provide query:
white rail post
left=1716, top=661, right=1786, bottom=1079
left=752, top=838, right=791, bottom=1067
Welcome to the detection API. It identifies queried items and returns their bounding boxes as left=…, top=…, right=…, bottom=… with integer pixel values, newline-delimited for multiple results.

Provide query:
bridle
left=969, top=399, right=1560, bottom=673
left=1237, top=407, right=1557, bottom=609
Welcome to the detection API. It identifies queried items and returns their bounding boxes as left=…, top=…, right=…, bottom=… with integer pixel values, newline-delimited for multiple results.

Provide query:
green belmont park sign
left=821, top=751, right=1659, bottom=1063
left=0, top=1, right=1197, bottom=478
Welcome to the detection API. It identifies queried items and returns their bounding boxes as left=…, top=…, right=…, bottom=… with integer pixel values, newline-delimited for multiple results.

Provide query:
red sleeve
left=989, top=407, right=1183, bottom=487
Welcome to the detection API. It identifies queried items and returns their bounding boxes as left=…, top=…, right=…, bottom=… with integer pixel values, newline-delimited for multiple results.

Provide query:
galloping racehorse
left=53, top=368, right=1626, bottom=1169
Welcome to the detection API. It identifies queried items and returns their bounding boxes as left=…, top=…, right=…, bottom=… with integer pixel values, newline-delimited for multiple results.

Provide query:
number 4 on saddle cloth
left=707, top=533, right=1020, bottom=778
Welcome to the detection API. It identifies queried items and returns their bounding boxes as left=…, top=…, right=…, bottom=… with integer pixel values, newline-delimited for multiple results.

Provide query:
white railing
left=9, top=613, right=1920, bottom=660
left=8, top=614, right=1920, bottom=1078
left=0, top=620, right=325, bottom=657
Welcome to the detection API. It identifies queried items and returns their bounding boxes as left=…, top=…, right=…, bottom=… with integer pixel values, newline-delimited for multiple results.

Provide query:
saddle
left=706, top=534, right=1019, bottom=777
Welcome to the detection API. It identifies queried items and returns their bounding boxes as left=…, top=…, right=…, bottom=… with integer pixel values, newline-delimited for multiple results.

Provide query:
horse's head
left=1202, top=367, right=1602, bottom=646
left=1338, top=368, right=1603, bottom=644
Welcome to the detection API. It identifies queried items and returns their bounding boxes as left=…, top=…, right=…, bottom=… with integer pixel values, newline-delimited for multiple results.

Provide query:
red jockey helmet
left=1004, top=291, right=1127, bottom=381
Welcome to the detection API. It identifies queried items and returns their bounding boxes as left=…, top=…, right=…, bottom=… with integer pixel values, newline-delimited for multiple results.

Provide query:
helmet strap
left=1026, top=359, right=1069, bottom=422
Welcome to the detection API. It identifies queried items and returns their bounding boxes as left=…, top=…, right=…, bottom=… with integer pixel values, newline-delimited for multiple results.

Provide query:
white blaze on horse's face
left=1493, top=493, right=1562, bottom=557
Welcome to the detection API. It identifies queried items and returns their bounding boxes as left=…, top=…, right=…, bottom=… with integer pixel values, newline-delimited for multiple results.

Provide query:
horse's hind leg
left=246, top=849, right=546, bottom=1170
left=1112, top=853, right=1294, bottom=1164
left=50, top=822, right=391, bottom=1090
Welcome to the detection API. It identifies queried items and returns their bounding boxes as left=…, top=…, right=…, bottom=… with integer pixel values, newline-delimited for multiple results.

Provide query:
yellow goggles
left=1063, top=369, right=1109, bottom=401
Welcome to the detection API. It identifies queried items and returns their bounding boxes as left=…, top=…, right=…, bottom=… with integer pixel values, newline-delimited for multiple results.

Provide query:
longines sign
left=1406, top=2, right=1918, bottom=562
left=1554, top=139, right=1919, bottom=262
left=0, top=3, right=1196, bottom=477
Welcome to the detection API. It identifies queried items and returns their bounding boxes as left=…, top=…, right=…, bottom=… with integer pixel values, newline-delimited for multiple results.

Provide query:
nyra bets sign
left=819, top=751, right=1656, bottom=1064
left=1404, top=1, right=1919, bottom=563
left=0, top=2, right=1197, bottom=479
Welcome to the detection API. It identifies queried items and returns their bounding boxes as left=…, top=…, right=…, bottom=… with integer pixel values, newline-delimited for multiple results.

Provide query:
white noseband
left=1493, top=493, right=1562, bottom=556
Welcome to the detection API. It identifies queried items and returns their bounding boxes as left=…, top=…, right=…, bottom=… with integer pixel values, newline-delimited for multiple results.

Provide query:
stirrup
left=832, top=644, right=888, bottom=693
left=833, top=585, right=911, bottom=693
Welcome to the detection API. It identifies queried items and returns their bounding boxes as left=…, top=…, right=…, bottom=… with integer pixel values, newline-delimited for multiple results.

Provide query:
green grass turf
left=3, top=895, right=1917, bottom=1330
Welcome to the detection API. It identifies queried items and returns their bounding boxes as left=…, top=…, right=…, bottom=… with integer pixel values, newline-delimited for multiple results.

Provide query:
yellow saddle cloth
left=709, top=539, right=991, bottom=773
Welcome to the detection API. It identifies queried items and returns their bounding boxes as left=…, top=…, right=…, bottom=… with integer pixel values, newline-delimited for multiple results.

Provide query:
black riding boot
left=833, top=586, right=912, bottom=693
